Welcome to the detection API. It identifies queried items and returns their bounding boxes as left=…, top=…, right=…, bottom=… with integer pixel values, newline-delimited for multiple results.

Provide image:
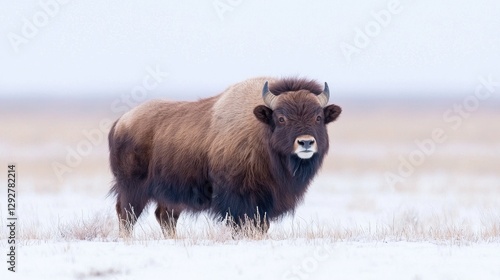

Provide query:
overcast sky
left=1, top=0, right=499, bottom=98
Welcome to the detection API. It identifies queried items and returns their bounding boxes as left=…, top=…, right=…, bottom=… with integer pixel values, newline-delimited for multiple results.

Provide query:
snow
left=2, top=240, right=499, bottom=279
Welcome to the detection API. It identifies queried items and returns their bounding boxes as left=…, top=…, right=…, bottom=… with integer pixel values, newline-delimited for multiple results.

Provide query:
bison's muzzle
left=294, top=135, right=317, bottom=159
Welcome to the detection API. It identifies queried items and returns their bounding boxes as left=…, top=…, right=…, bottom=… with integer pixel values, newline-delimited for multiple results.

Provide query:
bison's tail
left=107, top=120, right=119, bottom=198
left=106, top=182, right=119, bottom=198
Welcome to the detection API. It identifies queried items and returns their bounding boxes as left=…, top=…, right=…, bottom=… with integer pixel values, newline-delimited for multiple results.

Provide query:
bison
left=108, top=77, right=342, bottom=236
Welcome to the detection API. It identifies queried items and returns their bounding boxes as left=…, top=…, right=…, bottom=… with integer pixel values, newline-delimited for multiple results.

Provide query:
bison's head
left=253, top=80, right=341, bottom=162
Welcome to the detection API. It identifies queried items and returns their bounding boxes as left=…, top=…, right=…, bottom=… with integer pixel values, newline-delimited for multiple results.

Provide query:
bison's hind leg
left=115, top=190, right=149, bottom=237
left=155, top=203, right=182, bottom=238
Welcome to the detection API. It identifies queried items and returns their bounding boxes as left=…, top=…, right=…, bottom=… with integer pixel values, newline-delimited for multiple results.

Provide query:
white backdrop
left=1, top=0, right=499, bottom=98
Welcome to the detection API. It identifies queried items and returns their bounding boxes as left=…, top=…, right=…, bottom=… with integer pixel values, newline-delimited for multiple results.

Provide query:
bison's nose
left=297, top=139, right=315, bottom=149
left=294, top=135, right=317, bottom=159
left=295, top=135, right=317, bottom=150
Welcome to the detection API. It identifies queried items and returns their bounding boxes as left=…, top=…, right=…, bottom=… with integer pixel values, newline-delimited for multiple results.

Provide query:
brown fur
left=269, top=77, right=324, bottom=95
left=109, top=77, right=342, bottom=236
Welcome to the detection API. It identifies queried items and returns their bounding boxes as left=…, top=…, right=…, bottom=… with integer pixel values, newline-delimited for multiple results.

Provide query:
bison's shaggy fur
left=109, top=77, right=342, bottom=236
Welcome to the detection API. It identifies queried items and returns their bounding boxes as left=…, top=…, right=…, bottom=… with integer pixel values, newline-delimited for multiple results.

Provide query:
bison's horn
left=317, top=82, right=330, bottom=107
left=262, top=81, right=279, bottom=109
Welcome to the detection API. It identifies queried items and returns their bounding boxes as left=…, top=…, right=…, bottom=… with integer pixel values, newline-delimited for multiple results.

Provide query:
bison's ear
left=324, top=104, right=342, bottom=124
left=254, top=105, right=274, bottom=125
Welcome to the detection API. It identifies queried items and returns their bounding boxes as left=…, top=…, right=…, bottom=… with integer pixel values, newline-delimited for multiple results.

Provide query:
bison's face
left=254, top=81, right=342, bottom=160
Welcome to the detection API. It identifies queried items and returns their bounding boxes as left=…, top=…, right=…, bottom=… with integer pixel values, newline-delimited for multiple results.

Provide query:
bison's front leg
left=216, top=198, right=270, bottom=236
left=191, top=180, right=213, bottom=210
left=225, top=210, right=270, bottom=237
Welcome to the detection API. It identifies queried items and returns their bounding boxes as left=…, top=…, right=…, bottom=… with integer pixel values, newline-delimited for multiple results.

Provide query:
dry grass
left=5, top=208, right=498, bottom=245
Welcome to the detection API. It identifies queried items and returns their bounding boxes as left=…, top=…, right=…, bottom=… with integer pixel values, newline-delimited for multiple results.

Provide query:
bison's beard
left=288, top=154, right=322, bottom=183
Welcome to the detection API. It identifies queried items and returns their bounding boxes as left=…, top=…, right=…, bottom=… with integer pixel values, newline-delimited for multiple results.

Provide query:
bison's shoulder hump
left=269, top=77, right=323, bottom=96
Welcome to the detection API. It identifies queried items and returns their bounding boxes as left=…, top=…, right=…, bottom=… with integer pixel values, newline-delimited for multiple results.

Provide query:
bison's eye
left=278, top=117, right=285, bottom=124
left=316, top=116, right=322, bottom=122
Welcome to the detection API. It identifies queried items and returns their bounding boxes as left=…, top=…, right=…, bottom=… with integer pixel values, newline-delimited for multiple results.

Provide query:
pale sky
left=1, top=0, right=499, bottom=98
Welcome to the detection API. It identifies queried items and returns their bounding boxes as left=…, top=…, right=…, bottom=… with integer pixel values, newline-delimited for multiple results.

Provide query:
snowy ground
left=4, top=240, right=500, bottom=280
left=1, top=176, right=499, bottom=280
left=1, top=99, right=499, bottom=279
